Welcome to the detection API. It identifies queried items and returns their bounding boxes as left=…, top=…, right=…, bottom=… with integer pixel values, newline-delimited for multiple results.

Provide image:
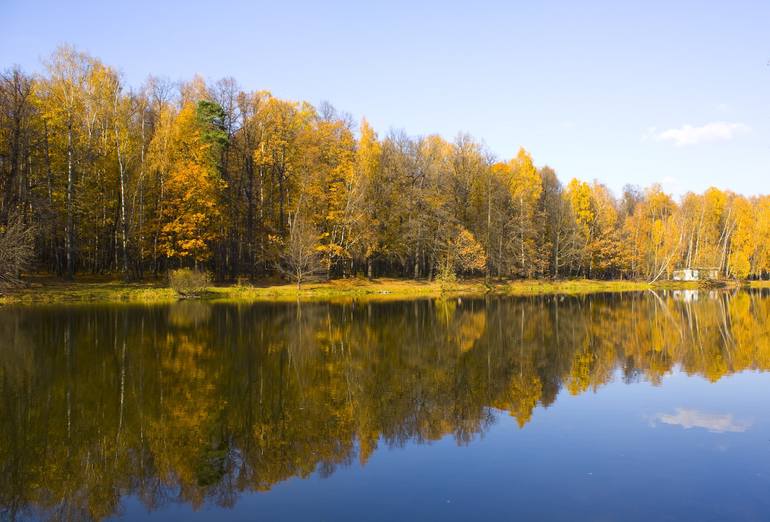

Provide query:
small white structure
left=673, top=269, right=698, bottom=281
left=672, top=267, right=719, bottom=281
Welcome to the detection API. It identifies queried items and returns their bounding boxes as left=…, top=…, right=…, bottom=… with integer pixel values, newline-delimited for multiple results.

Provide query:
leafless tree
left=0, top=215, right=34, bottom=287
left=280, top=211, right=321, bottom=290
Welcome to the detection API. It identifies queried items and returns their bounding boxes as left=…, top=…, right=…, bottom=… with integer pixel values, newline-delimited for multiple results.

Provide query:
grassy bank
left=0, top=276, right=742, bottom=306
left=209, top=278, right=654, bottom=303
left=0, top=278, right=178, bottom=305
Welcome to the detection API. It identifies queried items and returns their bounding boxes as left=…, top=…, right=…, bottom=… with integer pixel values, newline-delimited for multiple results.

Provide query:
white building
left=672, top=267, right=720, bottom=281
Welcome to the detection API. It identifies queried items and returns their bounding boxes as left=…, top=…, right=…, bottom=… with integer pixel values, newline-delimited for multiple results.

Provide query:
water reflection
left=654, top=409, right=752, bottom=433
left=1, top=290, right=770, bottom=520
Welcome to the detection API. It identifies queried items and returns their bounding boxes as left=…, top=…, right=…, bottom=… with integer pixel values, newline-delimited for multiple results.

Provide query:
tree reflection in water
left=2, top=289, right=770, bottom=520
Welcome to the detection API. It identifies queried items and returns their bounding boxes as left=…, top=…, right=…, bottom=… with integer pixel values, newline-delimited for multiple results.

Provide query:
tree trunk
left=65, top=119, right=75, bottom=279
left=114, top=92, right=129, bottom=278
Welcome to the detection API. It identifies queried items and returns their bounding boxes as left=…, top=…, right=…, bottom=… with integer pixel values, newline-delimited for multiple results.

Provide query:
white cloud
left=651, top=121, right=750, bottom=146
left=653, top=408, right=751, bottom=433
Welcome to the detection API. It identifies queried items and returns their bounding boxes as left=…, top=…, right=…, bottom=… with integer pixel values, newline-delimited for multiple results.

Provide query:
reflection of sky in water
left=654, top=408, right=752, bottom=433
left=118, top=361, right=770, bottom=521
left=4, top=294, right=770, bottom=521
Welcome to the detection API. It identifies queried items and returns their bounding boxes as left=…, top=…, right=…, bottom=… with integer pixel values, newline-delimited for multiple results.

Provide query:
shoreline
left=0, top=277, right=765, bottom=306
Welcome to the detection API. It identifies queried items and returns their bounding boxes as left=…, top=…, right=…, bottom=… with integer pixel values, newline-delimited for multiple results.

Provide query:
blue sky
left=3, top=0, right=768, bottom=196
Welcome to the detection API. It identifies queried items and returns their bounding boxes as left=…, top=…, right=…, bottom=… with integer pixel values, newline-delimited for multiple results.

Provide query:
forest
left=2, top=46, right=770, bottom=285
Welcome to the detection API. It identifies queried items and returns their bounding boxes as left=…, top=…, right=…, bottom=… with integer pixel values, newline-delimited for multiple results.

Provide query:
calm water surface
left=2, top=290, right=770, bottom=521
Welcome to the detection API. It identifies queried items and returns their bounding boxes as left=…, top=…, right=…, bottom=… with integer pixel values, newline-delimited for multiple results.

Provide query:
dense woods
left=2, top=46, right=770, bottom=283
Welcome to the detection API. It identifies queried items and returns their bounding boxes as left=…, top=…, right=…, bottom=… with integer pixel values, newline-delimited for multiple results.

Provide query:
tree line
left=2, top=46, right=769, bottom=283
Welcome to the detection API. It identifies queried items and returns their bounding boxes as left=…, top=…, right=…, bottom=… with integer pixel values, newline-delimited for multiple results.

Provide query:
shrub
left=437, top=263, right=458, bottom=292
left=168, top=268, right=210, bottom=298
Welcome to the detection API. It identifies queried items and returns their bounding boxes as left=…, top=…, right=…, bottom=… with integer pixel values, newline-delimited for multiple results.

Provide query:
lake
left=1, top=290, right=770, bottom=521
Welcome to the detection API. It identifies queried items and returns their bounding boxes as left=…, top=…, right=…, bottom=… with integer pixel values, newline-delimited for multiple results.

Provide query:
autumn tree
left=438, top=226, right=486, bottom=278
left=539, top=167, right=578, bottom=278
left=157, top=99, right=227, bottom=268
left=728, top=196, right=755, bottom=279
left=508, top=148, right=543, bottom=277
left=624, top=185, right=683, bottom=281
left=348, top=118, right=381, bottom=275
left=37, top=46, right=95, bottom=278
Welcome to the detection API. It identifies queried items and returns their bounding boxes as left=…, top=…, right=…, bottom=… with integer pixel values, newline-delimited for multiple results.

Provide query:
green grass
left=0, top=278, right=176, bottom=305
left=1, top=275, right=738, bottom=306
